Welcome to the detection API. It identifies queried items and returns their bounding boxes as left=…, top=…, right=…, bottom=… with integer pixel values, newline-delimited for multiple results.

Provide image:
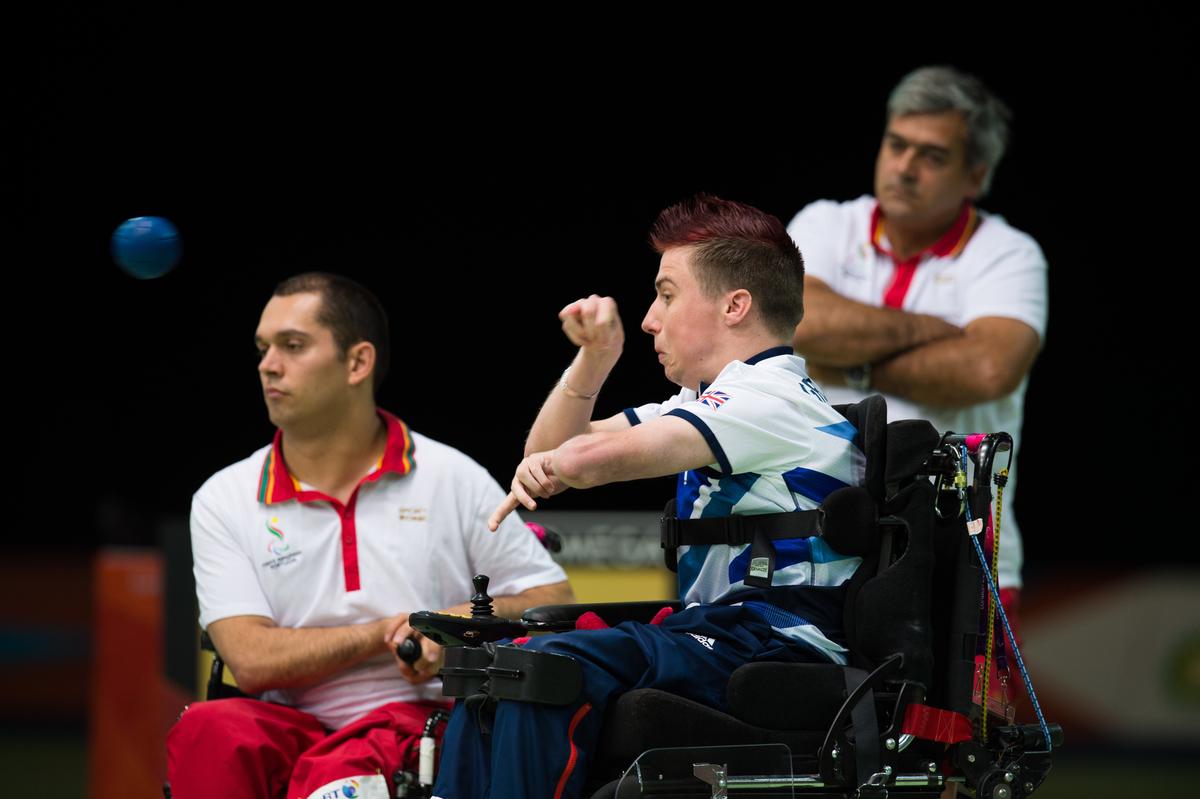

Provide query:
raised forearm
left=525, top=350, right=618, bottom=455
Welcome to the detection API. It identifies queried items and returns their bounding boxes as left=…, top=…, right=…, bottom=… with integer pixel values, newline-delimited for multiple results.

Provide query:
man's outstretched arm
left=490, top=416, right=714, bottom=529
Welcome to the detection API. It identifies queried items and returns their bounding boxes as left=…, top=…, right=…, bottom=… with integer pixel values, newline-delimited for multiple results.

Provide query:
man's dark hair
left=273, top=272, right=391, bottom=391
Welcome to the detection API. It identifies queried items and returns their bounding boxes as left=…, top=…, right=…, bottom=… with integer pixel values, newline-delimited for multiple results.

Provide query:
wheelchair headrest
left=885, top=419, right=941, bottom=487
left=819, top=485, right=879, bottom=558
left=834, top=395, right=887, bottom=502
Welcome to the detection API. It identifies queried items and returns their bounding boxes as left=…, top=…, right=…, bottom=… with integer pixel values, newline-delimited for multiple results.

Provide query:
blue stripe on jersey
left=676, top=470, right=709, bottom=519
left=782, top=467, right=851, bottom=504
left=666, top=409, right=732, bottom=475
left=728, top=535, right=812, bottom=583
left=699, top=472, right=757, bottom=518
left=810, top=537, right=846, bottom=564
left=623, top=408, right=641, bottom=426
left=815, top=420, right=858, bottom=443
left=677, top=544, right=711, bottom=600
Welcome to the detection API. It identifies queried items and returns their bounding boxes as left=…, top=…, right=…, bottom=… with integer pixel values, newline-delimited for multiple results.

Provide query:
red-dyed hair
left=650, top=194, right=805, bottom=335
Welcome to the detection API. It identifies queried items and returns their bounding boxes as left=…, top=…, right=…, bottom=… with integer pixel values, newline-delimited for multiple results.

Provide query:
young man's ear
left=346, top=341, right=377, bottom=387
left=723, top=289, right=753, bottom=326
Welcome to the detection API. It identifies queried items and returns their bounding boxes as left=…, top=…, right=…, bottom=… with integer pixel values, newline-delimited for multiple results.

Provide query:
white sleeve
left=663, top=373, right=812, bottom=476
left=462, top=466, right=567, bottom=598
left=191, top=485, right=274, bottom=629
left=624, top=389, right=692, bottom=426
left=960, top=235, right=1048, bottom=339
left=787, top=200, right=847, bottom=286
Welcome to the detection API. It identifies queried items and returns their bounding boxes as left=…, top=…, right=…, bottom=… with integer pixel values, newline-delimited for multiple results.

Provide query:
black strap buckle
left=660, top=516, right=682, bottom=549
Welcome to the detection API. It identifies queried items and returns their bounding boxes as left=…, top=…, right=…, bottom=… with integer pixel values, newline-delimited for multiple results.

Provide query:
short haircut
left=650, top=194, right=805, bottom=337
left=273, top=272, right=391, bottom=391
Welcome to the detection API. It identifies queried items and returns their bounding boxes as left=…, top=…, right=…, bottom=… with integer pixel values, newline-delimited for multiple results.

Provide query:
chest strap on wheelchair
left=661, top=509, right=822, bottom=589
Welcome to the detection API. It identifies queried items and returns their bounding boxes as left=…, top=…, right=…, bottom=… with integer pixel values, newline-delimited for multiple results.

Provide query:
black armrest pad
left=523, top=601, right=683, bottom=626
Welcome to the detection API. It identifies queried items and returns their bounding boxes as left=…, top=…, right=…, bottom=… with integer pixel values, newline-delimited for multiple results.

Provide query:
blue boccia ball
left=111, top=216, right=182, bottom=279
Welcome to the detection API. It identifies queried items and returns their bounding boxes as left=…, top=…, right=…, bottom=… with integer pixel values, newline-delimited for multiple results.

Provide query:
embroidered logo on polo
left=397, top=506, right=428, bottom=522
left=261, top=516, right=302, bottom=570
left=698, top=391, right=730, bottom=410
left=687, top=633, right=716, bottom=651
left=266, top=517, right=289, bottom=556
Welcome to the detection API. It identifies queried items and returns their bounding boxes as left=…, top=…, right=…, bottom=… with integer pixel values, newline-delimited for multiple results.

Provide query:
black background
left=19, top=9, right=1198, bottom=576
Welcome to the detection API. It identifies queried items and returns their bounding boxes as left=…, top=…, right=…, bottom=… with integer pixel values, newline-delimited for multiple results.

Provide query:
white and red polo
left=787, top=196, right=1048, bottom=589
left=191, top=410, right=567, bottom=729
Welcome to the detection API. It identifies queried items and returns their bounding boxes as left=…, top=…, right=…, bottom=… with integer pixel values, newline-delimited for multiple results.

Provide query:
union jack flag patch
left=698, top=390, right=730, bottom=409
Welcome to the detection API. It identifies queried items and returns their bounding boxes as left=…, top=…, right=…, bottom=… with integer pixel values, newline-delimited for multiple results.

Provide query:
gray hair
left=887, top=66, right=1012, bottom=197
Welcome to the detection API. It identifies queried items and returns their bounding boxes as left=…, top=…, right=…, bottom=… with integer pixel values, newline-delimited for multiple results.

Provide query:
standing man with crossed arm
left=787, top=65, right=1047, bottom=699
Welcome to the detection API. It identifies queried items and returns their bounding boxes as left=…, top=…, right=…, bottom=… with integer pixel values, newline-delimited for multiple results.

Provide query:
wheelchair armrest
left=522, top=601, right=683, bottom=631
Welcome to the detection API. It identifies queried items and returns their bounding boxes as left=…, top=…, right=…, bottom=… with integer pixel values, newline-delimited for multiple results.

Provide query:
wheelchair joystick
left=408, top=574, right=526, bottom=647
left=470, top=574, right=494, bottom=618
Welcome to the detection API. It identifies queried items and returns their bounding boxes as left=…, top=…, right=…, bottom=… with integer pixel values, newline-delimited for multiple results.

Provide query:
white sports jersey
left=787, top=196, right=1048, bottom=588
left=626, top=347, right=865, bottom=662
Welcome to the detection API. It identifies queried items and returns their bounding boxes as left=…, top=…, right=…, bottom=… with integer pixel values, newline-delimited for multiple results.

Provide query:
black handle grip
left=396, top=636, right=421, bottom=666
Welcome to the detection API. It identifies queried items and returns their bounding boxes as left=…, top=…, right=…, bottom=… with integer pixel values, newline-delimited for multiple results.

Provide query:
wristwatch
left=845, top=364, right=872, bottom=392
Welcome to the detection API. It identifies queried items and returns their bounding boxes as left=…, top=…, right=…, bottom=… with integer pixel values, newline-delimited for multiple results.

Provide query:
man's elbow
left=553, top=437, right=608, bottom=489
left=223, top=659, right=271, bottom=695
left=973, top=357, right=1029, bottom=403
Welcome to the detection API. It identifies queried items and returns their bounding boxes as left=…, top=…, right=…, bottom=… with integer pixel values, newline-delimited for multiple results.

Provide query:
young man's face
left=255, top=292, right=350, bottom=429
left=874, top=110, right=986, bottom=232
left=641, top=246, right=727, bottom=389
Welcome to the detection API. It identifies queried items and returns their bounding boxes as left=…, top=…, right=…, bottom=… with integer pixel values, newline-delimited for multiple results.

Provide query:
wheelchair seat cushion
left=725, top=662, right=848, bottom=730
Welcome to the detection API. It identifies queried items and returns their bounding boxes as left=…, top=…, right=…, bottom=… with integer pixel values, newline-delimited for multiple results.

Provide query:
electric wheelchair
left=411, top=395, right=1063, bottom=798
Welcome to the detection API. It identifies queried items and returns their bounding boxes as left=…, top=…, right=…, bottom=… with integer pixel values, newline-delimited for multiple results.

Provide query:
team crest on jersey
left=261, top=516, right=302, bottom=570
left=698, top=391, right=730, bottom=410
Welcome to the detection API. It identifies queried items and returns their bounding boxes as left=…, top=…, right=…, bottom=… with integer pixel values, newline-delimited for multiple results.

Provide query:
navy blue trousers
left=432, top=603, right=820, bottom=799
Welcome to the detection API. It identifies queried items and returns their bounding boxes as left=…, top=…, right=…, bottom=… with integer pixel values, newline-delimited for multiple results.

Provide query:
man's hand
left=488, top=450, right=569, bottom=531
left=383, top=612, right=444, bottom=685
left=560, top=295, right=624, bottom=357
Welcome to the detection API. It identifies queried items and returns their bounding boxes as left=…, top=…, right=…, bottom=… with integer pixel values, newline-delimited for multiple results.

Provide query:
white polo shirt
left=191, top=410, right=567, bottom=729
left=787, top=196, right=1048, bottom=588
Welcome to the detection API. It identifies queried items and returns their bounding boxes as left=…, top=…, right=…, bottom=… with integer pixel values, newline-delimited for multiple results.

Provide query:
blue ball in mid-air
left=111, top=216, right=182, bottom=279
